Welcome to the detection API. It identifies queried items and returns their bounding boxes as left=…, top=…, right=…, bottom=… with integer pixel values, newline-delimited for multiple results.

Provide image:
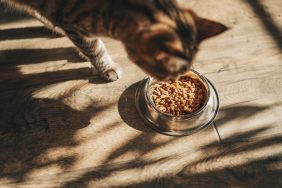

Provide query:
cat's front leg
left=63, top=26, right=122, bottom=81
left=87, top=38, right=123, bottom=81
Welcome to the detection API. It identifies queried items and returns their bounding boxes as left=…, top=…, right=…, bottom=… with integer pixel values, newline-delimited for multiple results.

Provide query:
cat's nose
left=164, top=56, right=187, bottom=73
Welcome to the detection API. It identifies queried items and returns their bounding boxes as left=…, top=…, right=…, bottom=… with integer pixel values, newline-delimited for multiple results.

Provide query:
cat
left=0, top=0, right=227, bottom=81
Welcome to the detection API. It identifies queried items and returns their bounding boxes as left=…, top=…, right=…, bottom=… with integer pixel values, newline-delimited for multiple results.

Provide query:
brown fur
left=0, top=0, right=227, bottom=81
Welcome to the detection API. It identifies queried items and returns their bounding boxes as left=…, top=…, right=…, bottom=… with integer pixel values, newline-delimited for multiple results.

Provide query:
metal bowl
left=135, top=70, right=219, bottom=136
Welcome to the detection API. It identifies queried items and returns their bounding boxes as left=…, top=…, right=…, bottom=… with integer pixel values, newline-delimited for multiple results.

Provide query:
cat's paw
left=100, top=63, right=123, bottom=82
left=89, top=51, right=122, bottom=81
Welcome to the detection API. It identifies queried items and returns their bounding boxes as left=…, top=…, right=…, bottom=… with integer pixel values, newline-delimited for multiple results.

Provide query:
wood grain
left=1, top=0, right=282, bottom=187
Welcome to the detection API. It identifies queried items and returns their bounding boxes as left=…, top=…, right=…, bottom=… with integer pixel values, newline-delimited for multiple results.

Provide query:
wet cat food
left=150, top=76, right=206, bottom=116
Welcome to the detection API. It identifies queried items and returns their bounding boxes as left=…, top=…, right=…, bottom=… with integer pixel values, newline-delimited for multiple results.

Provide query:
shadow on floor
left=0, top=5, right=118, bottom=183
left=0, top=26, right=62, bottom=41
left=246, top=0, right=282, bottom=51
left=118, top=81, right=153, bottom=133
left=215, top=105, right=269, bottom=127
left=0, top=68, right=115, bottom=183
left=59, top=125, right=282, bottom=188
left=0, top=47, right=84, bottom=66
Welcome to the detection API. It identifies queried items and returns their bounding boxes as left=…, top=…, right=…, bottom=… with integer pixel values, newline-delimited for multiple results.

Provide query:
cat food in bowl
left=150, top=76, right=207, bottom=116
left=135, top=70, right=219, bottom=136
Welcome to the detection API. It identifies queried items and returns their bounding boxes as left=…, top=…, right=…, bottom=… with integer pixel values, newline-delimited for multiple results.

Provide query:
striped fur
left=0, top=0, right=227, bottom=81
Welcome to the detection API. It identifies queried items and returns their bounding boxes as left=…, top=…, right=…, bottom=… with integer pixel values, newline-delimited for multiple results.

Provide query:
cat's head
left=124, top=6, right=228, bottom=80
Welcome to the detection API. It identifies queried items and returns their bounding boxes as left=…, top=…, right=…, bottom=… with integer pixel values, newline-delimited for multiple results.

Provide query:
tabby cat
left=0, top=0, right=227, bottom=81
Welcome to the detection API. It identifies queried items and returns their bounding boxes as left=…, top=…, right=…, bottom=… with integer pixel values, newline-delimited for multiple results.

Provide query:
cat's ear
left=195, top=17, right=228, bottom=42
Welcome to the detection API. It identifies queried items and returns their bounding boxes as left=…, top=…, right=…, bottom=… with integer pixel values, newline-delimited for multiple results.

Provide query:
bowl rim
left=144, top=69, right=211, bottom=120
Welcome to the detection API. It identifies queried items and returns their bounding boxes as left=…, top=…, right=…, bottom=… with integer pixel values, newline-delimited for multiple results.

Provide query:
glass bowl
left=135, top=70, right=219, bottom=136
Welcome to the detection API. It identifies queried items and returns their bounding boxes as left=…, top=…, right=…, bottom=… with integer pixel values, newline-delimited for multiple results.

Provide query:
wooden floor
left=0, top=0, right=281, bottom=187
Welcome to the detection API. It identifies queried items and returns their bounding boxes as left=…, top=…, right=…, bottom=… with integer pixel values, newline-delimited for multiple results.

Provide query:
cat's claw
left=103, top=69, right=120, bottom=81
left=93, top=63, right=122, bottom=82
left=102, top=63, right=123, bottom=81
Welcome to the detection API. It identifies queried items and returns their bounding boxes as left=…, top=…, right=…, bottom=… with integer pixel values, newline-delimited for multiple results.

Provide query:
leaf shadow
left=215, top=105, right=269, bottom=126
left=0, top=48, right=84, bottom=66
left=0, top=26, right=62, bottom=41
left=0, top=87, right=116, bottom=183
left=58, top=125, right=282, bottom=188
left=246, top=0, right=282, bottom=51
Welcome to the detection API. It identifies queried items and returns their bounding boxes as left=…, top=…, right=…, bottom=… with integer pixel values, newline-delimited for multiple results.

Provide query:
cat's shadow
left=118, top=81, right=153, bottom=133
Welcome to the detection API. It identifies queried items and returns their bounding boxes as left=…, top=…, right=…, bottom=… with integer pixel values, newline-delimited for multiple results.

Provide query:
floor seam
left=212, top=121, right=223, bottom=145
